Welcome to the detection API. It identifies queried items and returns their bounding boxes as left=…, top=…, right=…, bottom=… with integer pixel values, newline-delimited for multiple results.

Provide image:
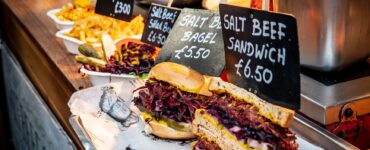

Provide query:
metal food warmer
left=278, top=0, right=370, bottom=149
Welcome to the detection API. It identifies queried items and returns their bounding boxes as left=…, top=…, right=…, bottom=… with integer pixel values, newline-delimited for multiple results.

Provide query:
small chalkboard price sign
left=156, top=8, right=225, bottom=76
left=219, top=4, right=300, bottom=109
left=141, top=4, right=181, bottom=48
left=95, top=0, right=134, bottom=22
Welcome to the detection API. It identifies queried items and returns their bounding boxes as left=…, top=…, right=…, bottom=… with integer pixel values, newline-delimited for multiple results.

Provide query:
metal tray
left=291, top=113, right=358, bottom=150
left=277, top=0, right=370, bottom=71
left=69, top=114, right=358, bottom=150
left=300, top=74, right=370, bottom=125
left=67, top=81, right=358, bottom=150
left=70, top=113, right=358, bottom=150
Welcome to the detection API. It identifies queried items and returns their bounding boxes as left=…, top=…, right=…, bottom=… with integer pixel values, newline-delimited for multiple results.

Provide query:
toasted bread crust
left=208, top=78, right=294, bottom=128
left=192, top=109, right=273, bottom=150
left=202, top=0, right=251, bottom=10
left=149, top=62, right=212, bottom=96
left=199, top=75, right=214, bottom=96
left=202, top=0, right=220, bottom=10
left=227, top=0, right=252, bottom=8
left=147, top=121, right=195, bottom=139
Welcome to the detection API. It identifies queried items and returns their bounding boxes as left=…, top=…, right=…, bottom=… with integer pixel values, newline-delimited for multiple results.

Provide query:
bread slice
left=149, top=62, right=212, bottom=96
left=208, top=78, right=294, bottom=128
left=202, top=0, right=221, bottom=10
left=202, top=0, right=251, bottom=10
left=192, top=109, right=274, bottom=150
left=141, top=112, right=195, bottom=140
left=227, top=0, right=252, bottom=8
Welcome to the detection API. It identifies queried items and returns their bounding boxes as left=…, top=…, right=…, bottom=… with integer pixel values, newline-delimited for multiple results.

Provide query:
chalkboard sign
left=156, top=8, right=225, bottom=76
left=95, top=0, right=134, bottom=21
left=141, top=4, right=181, bottom=48
left=219, top=4, right=300, bottom=110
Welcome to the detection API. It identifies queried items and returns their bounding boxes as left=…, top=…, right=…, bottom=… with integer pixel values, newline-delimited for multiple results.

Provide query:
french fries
left=55, top=3, right=94, bottom=21
left=64, top=15, right=145, bottom=44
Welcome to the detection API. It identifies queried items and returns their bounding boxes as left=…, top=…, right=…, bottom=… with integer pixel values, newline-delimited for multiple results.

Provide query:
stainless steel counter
left=300, top=74, right=370, bottom=125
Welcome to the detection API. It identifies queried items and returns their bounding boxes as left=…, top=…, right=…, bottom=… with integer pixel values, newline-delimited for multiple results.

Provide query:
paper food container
left=56, top=28, right=143, bottom=55
left=79, top=66, right=140, bottom=86
left=56, top=28, right=102, bottom=55
left=47, top=8, right=74, bottom=30
left=78, top=37, right=154, bottom=86
left=67, top=81, right=326, bottom=150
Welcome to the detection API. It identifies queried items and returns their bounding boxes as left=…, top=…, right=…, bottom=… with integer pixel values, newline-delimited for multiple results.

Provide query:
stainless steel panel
left=291, top=114, right=358, bottom=150
left=0, top=42, right=76, bottom=150
left=300, top=74, right=370, bottom=125
left=278, top=0, right=370, bottom=71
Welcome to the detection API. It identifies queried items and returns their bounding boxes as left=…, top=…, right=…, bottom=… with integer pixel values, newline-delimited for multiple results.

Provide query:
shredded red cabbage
left=88, top=42, right=156, bottom=76
left=206, top=93, right=298, bottom=150
left=133, top=80, right=209, bottom=123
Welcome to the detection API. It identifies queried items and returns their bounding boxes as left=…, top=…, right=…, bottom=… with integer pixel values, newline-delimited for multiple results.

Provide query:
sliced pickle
left=75, top=55, right=89, bottom=64
left=78, top=44, right=101, bottom=59
left=162, top=116, right=192, bottom=132
left=75, top=55, right=106, bottom=68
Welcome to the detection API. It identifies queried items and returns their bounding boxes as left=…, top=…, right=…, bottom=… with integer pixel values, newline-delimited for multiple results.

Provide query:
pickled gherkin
left=75, top=55, right=106, bottom=68
left=78, top=44, right=102, bottom=59
left=137, top=106, right=192, bottom=132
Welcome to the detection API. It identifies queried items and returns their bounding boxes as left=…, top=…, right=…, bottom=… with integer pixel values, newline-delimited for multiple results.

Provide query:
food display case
left=0, top=0, right=369, bottom=149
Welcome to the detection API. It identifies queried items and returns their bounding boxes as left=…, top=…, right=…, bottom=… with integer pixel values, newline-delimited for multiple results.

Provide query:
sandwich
left=133, top=62, right=298, bottom=149
left=133, top=62, right=213, bottom=139
left=76, top=36, right=160, bottom=78
left=192, top=79, right=298, bottom=150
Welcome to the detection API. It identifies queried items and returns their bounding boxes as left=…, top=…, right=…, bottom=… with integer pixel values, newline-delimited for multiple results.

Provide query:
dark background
left=0, top=30, right=14, bottom=150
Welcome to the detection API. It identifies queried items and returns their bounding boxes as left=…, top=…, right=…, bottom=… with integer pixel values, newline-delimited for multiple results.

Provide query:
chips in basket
left=64, top=15, right=145, bottom=44
left=55, top=3, right=94, bottom=21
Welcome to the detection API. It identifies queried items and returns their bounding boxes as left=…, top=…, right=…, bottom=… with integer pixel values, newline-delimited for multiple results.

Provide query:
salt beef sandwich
left=133, top=62, right=213, bottom=139
left=192, top=79, right=298, bottom=150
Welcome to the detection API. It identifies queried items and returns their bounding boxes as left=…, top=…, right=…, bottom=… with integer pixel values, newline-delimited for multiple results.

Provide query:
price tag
left=141, top=4, right=181, bottom=48
left=156, top=8, right=225, bottom=76
left=95, top=0, right=134, bottom=21
left=219, top=4, right=300, bottom=109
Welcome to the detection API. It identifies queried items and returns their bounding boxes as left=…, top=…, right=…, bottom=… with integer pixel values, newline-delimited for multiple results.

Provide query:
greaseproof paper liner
left=68, top=80, right=322, bottom=150
left=68, top=80, right=192, bottom=150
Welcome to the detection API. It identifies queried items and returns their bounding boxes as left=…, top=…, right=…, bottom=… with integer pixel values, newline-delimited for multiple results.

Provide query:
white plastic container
left=56, top=28, right=101, bottom=55
left=56, top=28, right=142, bottom=55
left=47, top=9, right=74, bottom=30
left=80, top=66, right=145, bottom=86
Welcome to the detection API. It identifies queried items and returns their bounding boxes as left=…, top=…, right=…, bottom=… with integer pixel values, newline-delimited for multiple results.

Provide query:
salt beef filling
left=133, top=80, right=298, bottom=150
left=133, top=80, right=210, bottom=123
left=194, top=137, right=222, bottom=150
left=206, top=93, right=298, bottom=150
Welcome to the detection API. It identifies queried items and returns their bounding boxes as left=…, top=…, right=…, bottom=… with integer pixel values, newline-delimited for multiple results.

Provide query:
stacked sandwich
left=133, top=62, right=212, bottom=139
left=192, top=79, right=298, bottom=150
left=133, top=62, right=298, bottom=150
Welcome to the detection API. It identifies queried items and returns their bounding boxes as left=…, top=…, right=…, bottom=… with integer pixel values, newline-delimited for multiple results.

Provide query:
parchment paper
left=68, top=80, right=322, bottom=150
